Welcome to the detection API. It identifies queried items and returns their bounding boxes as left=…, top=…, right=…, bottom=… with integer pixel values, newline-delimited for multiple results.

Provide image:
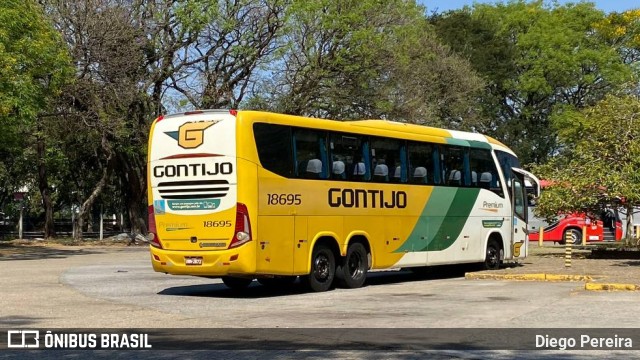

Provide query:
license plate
left=185, top=257, right=203, bottom=265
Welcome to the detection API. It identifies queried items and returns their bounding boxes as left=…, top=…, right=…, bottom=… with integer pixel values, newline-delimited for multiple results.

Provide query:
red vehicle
left=528, top=211, right=622, bottom=245
left=527, top=179, right=623, bottom=244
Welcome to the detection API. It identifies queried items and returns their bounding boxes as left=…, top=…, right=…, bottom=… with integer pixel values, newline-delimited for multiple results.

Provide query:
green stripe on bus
left=395, top=187, right=480, bottom=253
left=395, top=187, right=456, bottom=253
left=467, top=140, right=492, bottom=150
left=424, top=188, right=480, bottom=251
left=445, top=138, right=470, bottom=147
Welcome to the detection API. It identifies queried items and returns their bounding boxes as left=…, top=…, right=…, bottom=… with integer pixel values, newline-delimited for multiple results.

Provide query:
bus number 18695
left=267, top=193, right=302, bottom=206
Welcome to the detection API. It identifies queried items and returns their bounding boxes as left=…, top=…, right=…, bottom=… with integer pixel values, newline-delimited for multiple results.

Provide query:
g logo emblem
left=165, top=120, right=219, bottom=149
left=513, top=241, right=523, bottom=257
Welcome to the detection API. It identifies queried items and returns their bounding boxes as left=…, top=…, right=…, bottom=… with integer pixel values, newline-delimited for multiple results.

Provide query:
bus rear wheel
left=337, top=242, right=368, bottom=289
left=221, top=276, right=253, bottom=290
left=303, top=244, right=335, bottom=292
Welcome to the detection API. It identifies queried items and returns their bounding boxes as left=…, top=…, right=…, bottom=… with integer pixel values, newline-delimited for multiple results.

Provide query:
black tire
left=221, top=276, right=253, bottom=290
left=257, top=276, right=297, bottom=288
left=564, top=229, right=583, bottom=245
left=337, top=242, right=368, bottom=288
left=302, top=244, right=336, bottom=292
left=483, top=239, right=502, bottom=270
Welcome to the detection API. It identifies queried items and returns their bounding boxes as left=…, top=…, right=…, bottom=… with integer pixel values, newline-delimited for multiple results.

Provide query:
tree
left=0, top=0, right=72, bottom=238
left=167, top=0, right=288, bottom=109
left=43, top=0, right=288, bottom=239
left=594, top=9, right=640, bottom=66
left=250, top=0, right=483, bottom=128
left=431, top=1, right=632, bottom=164
left=44, top=0, right=151, bottom=239
left=532, top=93, right=640, bottom=245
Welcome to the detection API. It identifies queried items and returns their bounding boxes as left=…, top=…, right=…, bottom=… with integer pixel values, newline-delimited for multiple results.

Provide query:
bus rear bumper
left=149, top=245, right=256, bottom=276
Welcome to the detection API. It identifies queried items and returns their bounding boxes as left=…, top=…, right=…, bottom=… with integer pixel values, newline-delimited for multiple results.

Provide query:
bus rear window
left=253, top=123, right=293, bottom=177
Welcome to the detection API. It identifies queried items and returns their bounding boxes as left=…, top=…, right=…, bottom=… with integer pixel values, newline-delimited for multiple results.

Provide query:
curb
left=584, top=283, right=640, bottom=291
left=465, top=272, right=640, bottom=291
left=464, top=272, right=592, bottom=281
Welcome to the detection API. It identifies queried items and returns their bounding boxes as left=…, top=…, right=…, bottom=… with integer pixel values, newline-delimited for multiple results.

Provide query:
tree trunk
left=72, top=214, right=84, bottom=241
left=36, top=127, right=55, bottom=239
left=625, top=204, right=634, bottom=247
left=73, top=134, right=113, bottom=240
left=117, top=150, right=147, bottom=235
left=73, top=164, right=111, bottom=240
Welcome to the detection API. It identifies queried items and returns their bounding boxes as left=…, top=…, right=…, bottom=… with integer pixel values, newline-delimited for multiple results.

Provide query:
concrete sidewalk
left=466, top=245, right=640, bottom=290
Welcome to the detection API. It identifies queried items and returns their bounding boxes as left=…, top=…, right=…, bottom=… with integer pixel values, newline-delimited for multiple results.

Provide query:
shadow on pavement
left=0, top=315, right=45, bottom=327
left=158, top=263, right=478, bottom=299
left=611, top=260, right=640, bottom=267
left=0, top=244, right=102, bottom=261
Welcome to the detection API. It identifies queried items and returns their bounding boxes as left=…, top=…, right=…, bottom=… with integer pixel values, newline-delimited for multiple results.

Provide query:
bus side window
left=469, top=148, right=504, bottom=197
left=330, top=133, right=367, bottom=182
left=304, top=158, right=323, bottom=179
left=293, top=128, right=329, bottom=180
left=391, top=142, right=407, bottom=183
left=352, top=160, right=367, bottom=181
left=370, top=137, right=403, bottom=183
left=479, top=172, right=492, bottom=189
left=408, top=142, right=434, bottom=185
left=440, top=145, right=467, bottom=187
left=332, top=160, right=346, bottom=180
left=393, top=165, right=402, bottom=183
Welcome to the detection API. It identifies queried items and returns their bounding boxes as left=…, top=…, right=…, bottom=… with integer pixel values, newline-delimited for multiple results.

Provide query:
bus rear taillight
left=147, top=205, right=163, bottom=249
left=229, top=203, right=251, bottom=248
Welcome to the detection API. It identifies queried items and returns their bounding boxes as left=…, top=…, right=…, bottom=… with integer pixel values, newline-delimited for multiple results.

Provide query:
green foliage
left=532, top=94, right=640, bottom=222
left=0, top=0, right=72, bottom=214
left=0, top=0, right=71, bottom=120
left=165, top=0, right=288, bottom=109
left=259, top=0, right=483, bottom=126
left=431, top=0, right=633, bottom=164
left=594, top=9, right=640, bottom=64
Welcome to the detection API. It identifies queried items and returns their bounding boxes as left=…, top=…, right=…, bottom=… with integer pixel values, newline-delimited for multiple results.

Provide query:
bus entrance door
left=510, top=168, right=539, bottom=260
left=509, top=172, right=527, bottom=260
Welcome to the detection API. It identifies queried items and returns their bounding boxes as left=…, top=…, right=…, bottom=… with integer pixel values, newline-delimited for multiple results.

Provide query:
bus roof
left=157, top=109, right=515, bottom=154
left=347, top=120, right=512, bottom=151
left=246, top=111, right=517, bottom=154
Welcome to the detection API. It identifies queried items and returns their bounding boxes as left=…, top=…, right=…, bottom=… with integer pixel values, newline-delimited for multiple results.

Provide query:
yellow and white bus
left=147, top=110, right=539, bottom=292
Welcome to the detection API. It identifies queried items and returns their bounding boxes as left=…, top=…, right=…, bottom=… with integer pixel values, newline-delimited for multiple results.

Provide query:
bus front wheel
left=303, top=244, right=336, bottom=292
left=483, top=240, right=502, bottom=270
left=221, top=276, right=253, bottom=290
left=337, top=242, right=368, bottom=289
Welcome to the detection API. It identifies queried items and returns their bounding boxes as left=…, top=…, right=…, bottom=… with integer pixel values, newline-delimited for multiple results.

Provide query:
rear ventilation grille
left=158, top=180, right=230, bottom=200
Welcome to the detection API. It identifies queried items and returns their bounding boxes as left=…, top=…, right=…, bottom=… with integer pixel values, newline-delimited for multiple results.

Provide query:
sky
left=421, top=0, right=640, bottom=14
